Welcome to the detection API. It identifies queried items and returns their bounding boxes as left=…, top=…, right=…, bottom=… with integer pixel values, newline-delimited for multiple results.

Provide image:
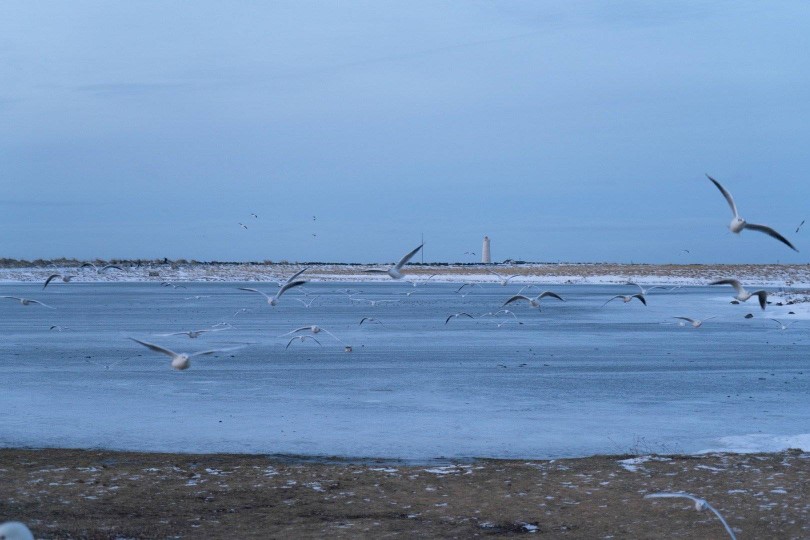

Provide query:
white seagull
left=350, top=298, right=400, bottom=307
left=129, top=338, right=240, bottom=371
left=363, top=243, right=423, bottom=280
left=673, top=316, right=717, bottom=328
left=292, top=296, right=320, bottom=308
left=285, top=335, right=322, bottom=350
left=709, top=279, right=768, bottom=310
left=627, top=282, right=669, bottom=295
left=1, top=296, right=55, bottom=309
left=488, top=270, right=520, bottom=286
left=0, top=522, right=34, bottom=540
left=644, top=492, right=737, bottom=540
left=769, top=318, right=798, bottom=330
left=43, top=273, right=74, bottom=289
left=81, top=262, right=123, bottom=273
left=157, top=324, right=232, bottom=339
left=504, top=291, right=564, bottom=308
left=707, top=174, right=797, bottom=251
left=238, top=267, right=309, bottom=306
left=445, top=312, right=475, bottom=324
left=280, top=325, right=345, bottom=345
left=603, top=294, right=647, bottom=307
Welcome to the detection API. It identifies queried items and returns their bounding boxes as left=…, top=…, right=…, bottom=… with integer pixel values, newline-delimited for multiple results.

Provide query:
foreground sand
left=1, top=449, right=808, bottom=538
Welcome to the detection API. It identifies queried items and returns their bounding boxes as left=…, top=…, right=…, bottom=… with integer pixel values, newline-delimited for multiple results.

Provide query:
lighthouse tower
left=482, top=236, right=491, bottom=264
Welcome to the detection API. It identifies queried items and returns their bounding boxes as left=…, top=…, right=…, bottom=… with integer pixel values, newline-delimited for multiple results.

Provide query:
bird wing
left=602, top=295, right=623, bottom=306
left=279, top=326, right=312, bottom=337
left=753, top=290, right=768, bottom=310
left=278, top=279, right=307, bottom=297
left=487, top=270, right=504, bottom=280
left=81, top=262, right=98, bottom=270
left=632, top=294, right=647, bottom=306
left=768, top=318, right=783, bottom=327
left=129, top=338, right=179, bottom=359
left=238, top=287, right=272, bottom=300
left=1, top=296, right=22, bottom=301
left=673, top=317, right=696, bottom=324
left=706, top=174, right=739, bottom=218
left=286, top=267, right=310, bottom=283
left=503, top=295, right=529, bottom=306
left=101, top=265, right=123, bottom=272
left=30, top=299, right=56, bottom=309
left=796, top=220, right=805, bottom=233
left=43, top=274, right=61, bottom=289
left=538, top=291, right=564, bottom=301
left=189, top=346, right=243, bottom=358
left=709, top=279, right=744, bottom=295
left=394, top=243, right=424, bottom=270
left=744, top=223, right=798, bottom=252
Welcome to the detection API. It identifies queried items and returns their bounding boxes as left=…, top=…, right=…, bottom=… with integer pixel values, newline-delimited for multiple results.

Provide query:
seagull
left=43, top=273, right=74, bottom=289
left=769, top=318, right=798, bottom=330
left=363, top=243, right=423, bottom=280
left=160, top=282, right=187, bottom=289
left=81, top=262, right=123, bottom=273
left=238, top=267, right=309, bottom=306
left=0, top=522, right=34, bottom=540
left=292, top=296, right=320, bottom=308
left=1, top=296, right=55, bottom=309
left=183, top=295, right=212, bottom=300
left=796, top=219, right=805, bottom=233
left=128, top=338, right=240, bottom=371
left=49, top=325, right=70, bottom=331
left=455, top=282, right=480, bottom=297
left=350, top=298, right=400, bottom=307
left=359, top=317, right=384, bottom=325
left=285, top=335, right=322, bottom=350
left=238, top=222, right=248, bottom=229
left=488, top=270, right=520, bottom=286
left=603, top=294, right=647, bottom=307
left=445, top=312, right=475, bottom=324
left=251, top=213, right=258, bottom=218
left=707, top=174, right=797, bottom=251
left=673, top=316, right=717, bottom=328
left=644, top=492, right=737, bottom=540
left=504, top=291, right=565, bottom=309
left=280, top=325, right=345, bottom=344
left=627, top=282, right=669, bottom=295
left=157, top=325, right=232, bottom=338
left=709, top=279, right=768, bottom=310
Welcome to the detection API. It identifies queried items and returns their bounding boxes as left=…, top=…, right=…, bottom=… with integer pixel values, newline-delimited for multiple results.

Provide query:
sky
left=1, top=1, right=809, bottom=264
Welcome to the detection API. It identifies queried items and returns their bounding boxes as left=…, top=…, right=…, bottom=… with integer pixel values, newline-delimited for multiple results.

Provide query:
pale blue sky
left=2, top=1, right=809, bottom=263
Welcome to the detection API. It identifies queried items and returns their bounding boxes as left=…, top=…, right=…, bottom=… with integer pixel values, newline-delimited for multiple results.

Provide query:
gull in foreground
left=285, top=335, right=322, bottom=350
left=129, top=338, right=241, bottom=371
left=81, top=262, right=123, bottom=273
left=238, top=267, right=309, bottom=306
left=445, top=312, right=475, bottom=324
left=280, top=325, right=345, bottom=345
left=709, top=279, right=768, bottom=310
left=707, top=174, right=797, bottom=251
left=43, top=273, right=74, bottom=289
left=504, top=291, right=564, bottom=309
left=0, top=522, right=34, bottom=540
left=363, top=243, right=423, bottom=280
left=769, top=318, right=798, bottom=330
left=1, top=296, right=55, bottom=309
left=603, top=294, right=647, bottom=307
left=488, top=270, right=520, bottom=286
left=673, top=316, right=717, bottom=328
left=644, top=492, right=737, bottom=540
left=157, top=324, right=232, bottom=339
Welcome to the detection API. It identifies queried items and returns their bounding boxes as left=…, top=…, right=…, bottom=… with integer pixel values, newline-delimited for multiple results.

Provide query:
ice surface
left=1, top=281, right=808, bottom=460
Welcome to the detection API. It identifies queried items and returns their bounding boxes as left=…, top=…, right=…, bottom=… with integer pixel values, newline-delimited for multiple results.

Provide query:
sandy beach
left=2, top=448, right=808, bottom=539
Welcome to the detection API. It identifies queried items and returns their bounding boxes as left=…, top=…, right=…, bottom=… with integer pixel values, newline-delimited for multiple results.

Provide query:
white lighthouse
left=482, top=236, right=491, bottom=264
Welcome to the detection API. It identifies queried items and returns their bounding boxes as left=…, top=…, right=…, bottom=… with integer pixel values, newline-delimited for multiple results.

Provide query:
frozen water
left=1, top=281, right=808, bottom=460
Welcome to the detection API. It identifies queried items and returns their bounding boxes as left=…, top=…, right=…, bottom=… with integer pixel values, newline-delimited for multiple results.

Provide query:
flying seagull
left=504, top=291, right=564, bottom=309
left=280, top=325, right=345, bottom=345
left=363, top=243, right=423, bottom=280
left=81, top=262, right=123, bottom=273
left=1, top=296, right=55, bottom=309
left=445, top=312, right=475, bottom=324
left=359, top=317, right=384, bottom=325
left=285, top=335, right=322, bottom=350
left=673, top=316, right=717, bottom=328
left=769, top=318, right=798, bottom=330
left=238, top=267, right=309, bottom=306
left=644, top=492, right=736, bottom=540
left=796, top=220, right=805, bottom=233
left=43, top=274, right=74, bottom=289
left=157, top=324, right=232, bottom=339
left=709, top=279, right=768, bottom=310
left=707, top=174, right=797, bottom=251
left=488, top=270, right=520, bottom=286
left=128, top=338, right=240, bottom=371
left=603, top=294, right=647, bottom=307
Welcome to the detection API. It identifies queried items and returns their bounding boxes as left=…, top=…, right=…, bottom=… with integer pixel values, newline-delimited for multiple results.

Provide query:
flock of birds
left=0, top=175, right=802, bottom=538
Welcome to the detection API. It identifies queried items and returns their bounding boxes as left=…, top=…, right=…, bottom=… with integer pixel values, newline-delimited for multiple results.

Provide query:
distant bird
left=603, top=294, right=647, bottom=307
left=157, top=325, right=231, bottom=339
left=43, top=273, right=74, bottom=289
left=285, top=335, right=322, bottom=350
left=183, top=295, right=212, bottom=300
left=280, top=325, right=345, bottom=345
left=1, top=296, right=55, bottom=309
left=769, top=318, right=798, bottom=330
left=455, top=282, right=480, bottom=296
left=238, top=222, right=248, bottom=229
left=0, top=522, right=34, bottom=540
left=681, top=249, right=691, bottom=254
left=488, top=270, right=520, bottom=286
left=363, top=243, right=423, bottom=280
left=796, top=220, right=805, bottom=233
left=128, top=338, right=240, bottom=371
left=251, top=213, right=258, bottom=218
left=445, top=312, right=475, bottom=324
left=160, top=282, right=187, bottom=289
left=644, top=492, right=736, bottom=540
left=627, top=282, right=669, bottom=295
left=707, top=174, right=797, bottom=251
left=81, top=262, right=123, bottom=273
left=673, top=316, right=717, bottom=328
left=709, top=279, right=768, bottom=310
left=238, top=267, right=309, bottom=306
left=504, top=291, right=565, bottom=309
left=313, top=215, right=317, bottom=221
left=292, top=296, right=320, bottom=308
left=359, top=317, right=384, bottom=325
left=350, top=298, right=400, bottom=307
left=464, top=251, right=476, bottom=256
